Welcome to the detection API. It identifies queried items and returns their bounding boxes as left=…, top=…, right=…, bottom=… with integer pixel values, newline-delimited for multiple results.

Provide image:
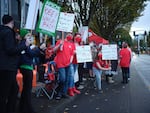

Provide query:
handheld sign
left=76, top=45, right=92, bottom=63
left=36, top=0, right=60, bottom=36
left=25, top=0, right=39, bottom=30
left=78, top=26, right=88, bottom=42
left=102, top=44, right=118, bottom=60
left=56, top=12, right=75, bottom=32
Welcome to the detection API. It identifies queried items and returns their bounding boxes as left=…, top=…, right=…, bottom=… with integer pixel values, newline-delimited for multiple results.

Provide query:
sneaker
left=77, top=85, right=84, bottom=90
left=80, top=81, right=84, bottom=85
left=82, top=78, right=87, bottom=81
left=55, top=95, right=61, bottom=100
left=55, top=94, right=62, bottom=100
left=98, top=90, right=103, bottom=94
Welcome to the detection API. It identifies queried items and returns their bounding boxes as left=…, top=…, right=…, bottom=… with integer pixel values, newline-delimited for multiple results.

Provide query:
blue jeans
left=68, top=64, right=74, bottom=88
left=92, top=67, right=102, bottom=90
left=58, top=64, right=74, bottom=96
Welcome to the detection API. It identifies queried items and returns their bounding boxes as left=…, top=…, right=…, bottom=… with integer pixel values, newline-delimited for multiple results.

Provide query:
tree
left=40, top=0, right=148, bottom=44
left=114, top=28, right=132, bottom=46
left=89, top=0, right=148, bottom=41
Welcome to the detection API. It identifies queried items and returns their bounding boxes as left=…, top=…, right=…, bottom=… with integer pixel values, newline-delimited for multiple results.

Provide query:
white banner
left=78, top=26, right=88, bottom=42
left=76, top=45, right=92, bottom=63
left=25, top=0, right=39, bottom=30
left=102, top=44, right=118, bottom=60
left=56, top=12, right=75, bottom=32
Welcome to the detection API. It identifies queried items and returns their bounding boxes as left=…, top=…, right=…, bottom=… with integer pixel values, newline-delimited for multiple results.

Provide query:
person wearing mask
left=67, top=33, right=81, bottom=96
left=0, top=15, right=30, bottom=113
left=54, top=32, right=74, bottom=100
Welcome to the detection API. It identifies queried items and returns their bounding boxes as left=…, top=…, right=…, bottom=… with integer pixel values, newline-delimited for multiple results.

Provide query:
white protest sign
left=102, top=44, right=118, bottom=60
left=25, top=0, right=39, bottom=30
left=76, top=45, right=92, bottom=63
left=78, top=26, right=88, bottom=42
left=36, top=1, right=60, bottom=36
left=56, top=12, right=75, bottom=32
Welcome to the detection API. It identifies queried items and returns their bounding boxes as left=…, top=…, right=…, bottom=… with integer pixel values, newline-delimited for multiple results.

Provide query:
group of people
left=0, top=15, right=46, bottom=113
left=0, top=14, right=132, bottom=113
left=90, top=41, right=132, bottom=93
left=0, top=14, right=83, bottom=113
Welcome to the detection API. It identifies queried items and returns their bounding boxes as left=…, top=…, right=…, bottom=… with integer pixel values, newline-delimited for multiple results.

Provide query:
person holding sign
left=67, top=33, right=82, bottom=96
left=54, top=32, right=74, bottom=100
left=92, top=46, right=111, bottom=93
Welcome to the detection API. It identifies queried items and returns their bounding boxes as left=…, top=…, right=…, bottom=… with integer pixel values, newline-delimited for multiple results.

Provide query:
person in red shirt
left=69, top=33, right=82, bottom=96
left=119, top=42, right=131, bottom=83
left=92, top=46, right=111, bottom=93
left=54, top=32, right=74, bottom=100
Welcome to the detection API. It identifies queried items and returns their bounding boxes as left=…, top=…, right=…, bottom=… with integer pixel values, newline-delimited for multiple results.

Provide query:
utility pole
left=144, top=31, right=148, bottom=53
left=134, top=31, right=140, bottom=54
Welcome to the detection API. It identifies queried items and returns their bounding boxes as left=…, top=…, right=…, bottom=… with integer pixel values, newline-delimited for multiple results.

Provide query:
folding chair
left=35, top=61, right=58, bottom=100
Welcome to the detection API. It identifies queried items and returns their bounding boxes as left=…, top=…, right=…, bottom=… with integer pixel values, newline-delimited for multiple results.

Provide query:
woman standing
left=19, top=33, right=46, bottom=113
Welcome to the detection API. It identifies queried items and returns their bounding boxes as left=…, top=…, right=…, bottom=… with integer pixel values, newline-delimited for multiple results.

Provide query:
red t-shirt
left=54, top=40, right=74, bottom=68
left=72, top=43, right=78, bottom=64
left=93, top=53, right=109, bottom=69
left=119, top=48, right=131, bottom=67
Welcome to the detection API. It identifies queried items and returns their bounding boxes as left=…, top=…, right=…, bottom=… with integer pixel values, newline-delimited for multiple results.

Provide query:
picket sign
left=25, top=0, right=40, bottom=30
left=102, top=44, right=118, bottom=60
left=56, top=12, right=75, bottom=33
left=76, top=45, right=92, bottom=63
left=78, top=26, right=88, bottom=42
left=36, top=0, right=61, bottom=36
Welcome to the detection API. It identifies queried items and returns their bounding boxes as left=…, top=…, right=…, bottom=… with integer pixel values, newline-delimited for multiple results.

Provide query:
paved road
left=58, top=54, right=150, bottom=113
left=132, top=54, right=150, bottom=91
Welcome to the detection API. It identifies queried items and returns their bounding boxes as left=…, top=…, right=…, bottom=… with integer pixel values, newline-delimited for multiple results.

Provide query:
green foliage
left=88, top=0, right=148, bottom=42
left=39, top=0, right=149, bottom=46
left=114, top=28, right=133, bottom=46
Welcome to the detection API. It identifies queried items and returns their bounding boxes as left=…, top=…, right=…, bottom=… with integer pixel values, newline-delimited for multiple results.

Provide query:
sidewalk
left=31, top=73, right=89, bottom=113
left=29, top=61, right=145, bottom=113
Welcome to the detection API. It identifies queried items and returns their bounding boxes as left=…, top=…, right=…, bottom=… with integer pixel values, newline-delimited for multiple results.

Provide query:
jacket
left=0, top=25, right=27, bottom=71
left=19, top=44, right=41, bottom=70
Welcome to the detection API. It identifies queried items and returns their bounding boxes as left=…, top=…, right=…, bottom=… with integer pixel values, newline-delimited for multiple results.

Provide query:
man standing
left=0, top=15, right=29, bottom=113
left=119, top=42, right=131, bottom=84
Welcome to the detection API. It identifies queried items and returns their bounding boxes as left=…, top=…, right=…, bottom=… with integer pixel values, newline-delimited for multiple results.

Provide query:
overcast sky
left=130, top=1, right=150, bottom=35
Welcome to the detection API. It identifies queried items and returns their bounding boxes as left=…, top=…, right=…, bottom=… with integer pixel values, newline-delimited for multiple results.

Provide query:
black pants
left=75, top=63, right=84, bottom=87
left=19, top=68, right=34, bottom=112
left=0, top=70, right=18, bottom=113
left=121, top=67, right=129, bottom=83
